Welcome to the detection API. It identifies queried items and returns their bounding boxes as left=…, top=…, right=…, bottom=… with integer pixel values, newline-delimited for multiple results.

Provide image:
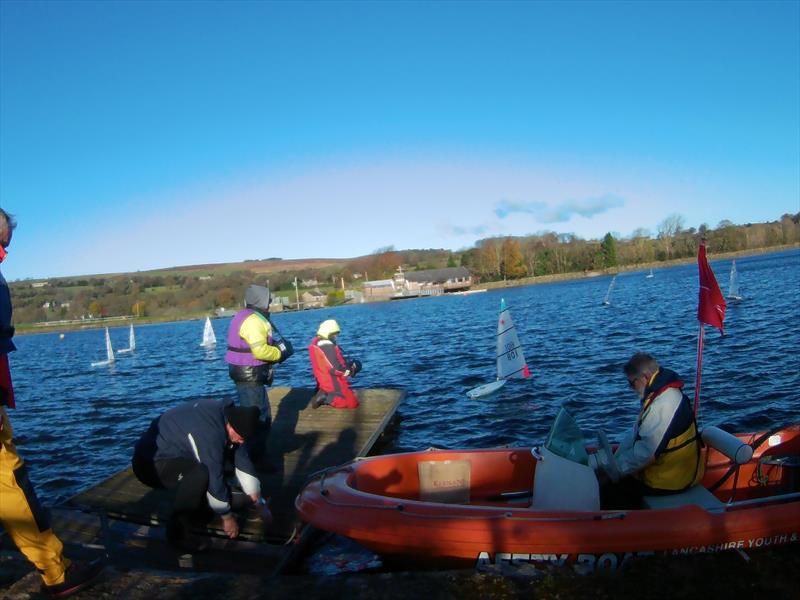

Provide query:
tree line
left=9, top=212, right=799, bottom=326
left=460, top=213, right=799, bottom=281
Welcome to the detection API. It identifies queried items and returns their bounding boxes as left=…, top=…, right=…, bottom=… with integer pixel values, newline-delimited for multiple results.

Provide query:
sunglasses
left=627, top=376, right=640, bottom=389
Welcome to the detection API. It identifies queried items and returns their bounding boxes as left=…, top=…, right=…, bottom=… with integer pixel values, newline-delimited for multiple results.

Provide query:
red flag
left=697, top=241, right=726, bottom=332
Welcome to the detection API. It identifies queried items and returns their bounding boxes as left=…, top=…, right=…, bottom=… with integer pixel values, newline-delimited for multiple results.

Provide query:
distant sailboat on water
left=727, top=260, right=743, bottom=301
left=645, top=268, right=654, bottom=279
left=117, top=323, right=136, bottom=354
left=466, top=298, right=531, bottom=399
left=200, top=317, right=217, bottom=347
left=602, top=275, right=617, bottom=306
left=90, top=327, right=115, bottom=367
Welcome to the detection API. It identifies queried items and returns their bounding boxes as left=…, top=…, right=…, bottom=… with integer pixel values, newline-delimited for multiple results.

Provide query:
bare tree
left=657, top=214, right=686, bottom=259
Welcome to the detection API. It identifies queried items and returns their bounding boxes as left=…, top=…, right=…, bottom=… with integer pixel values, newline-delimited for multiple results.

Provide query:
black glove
left=276, top=339, right=294, bottom=363
left=348, top=359, right=362, bottom=377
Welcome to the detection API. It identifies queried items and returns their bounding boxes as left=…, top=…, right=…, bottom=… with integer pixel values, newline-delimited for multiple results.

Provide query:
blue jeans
left=234, top=383, right=271, bottom=464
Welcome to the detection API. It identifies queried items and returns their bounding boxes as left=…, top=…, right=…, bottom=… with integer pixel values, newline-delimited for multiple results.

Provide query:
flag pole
left=693, top=322, right=705, bottom=417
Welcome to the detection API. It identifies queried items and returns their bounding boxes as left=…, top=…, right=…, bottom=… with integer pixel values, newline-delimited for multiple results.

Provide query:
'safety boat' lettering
left=476, top=551, right=655, bottom=574
left=671, top=531, right=797, bottom=555
left=476, top=532, right=798, bottom=572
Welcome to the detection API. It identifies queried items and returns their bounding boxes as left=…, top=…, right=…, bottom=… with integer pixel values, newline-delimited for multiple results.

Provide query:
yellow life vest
left=639, top=381, right=704, bottom=491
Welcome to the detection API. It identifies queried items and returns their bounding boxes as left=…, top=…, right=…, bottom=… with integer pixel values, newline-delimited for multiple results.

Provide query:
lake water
left=8, top=249, right=800, bottom=505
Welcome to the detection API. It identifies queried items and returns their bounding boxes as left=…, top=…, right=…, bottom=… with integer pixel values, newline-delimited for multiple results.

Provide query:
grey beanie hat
left=244, top=285, right=271, bottom=309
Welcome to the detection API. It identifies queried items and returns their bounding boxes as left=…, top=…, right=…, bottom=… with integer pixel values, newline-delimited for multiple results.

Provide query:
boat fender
left=702, top=426, right=753, bottom=465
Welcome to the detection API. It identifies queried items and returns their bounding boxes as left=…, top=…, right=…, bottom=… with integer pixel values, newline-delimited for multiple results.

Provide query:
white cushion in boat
left=642, top=485, right=725, bottom=513
left=531, top=447, right=600, bottom=511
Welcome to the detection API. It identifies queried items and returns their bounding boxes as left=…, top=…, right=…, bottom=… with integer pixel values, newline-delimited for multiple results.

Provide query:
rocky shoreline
left=2, top=544, right=799, bottom=599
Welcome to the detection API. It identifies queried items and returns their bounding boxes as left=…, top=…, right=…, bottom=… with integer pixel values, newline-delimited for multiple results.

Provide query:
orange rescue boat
left=296, top=410, right=800, bottom=571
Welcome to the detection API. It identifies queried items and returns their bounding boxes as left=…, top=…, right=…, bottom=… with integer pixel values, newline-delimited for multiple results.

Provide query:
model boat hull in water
left=296, top=422, right=800, bottom=571
left=466, top=379, right=506, bottom=399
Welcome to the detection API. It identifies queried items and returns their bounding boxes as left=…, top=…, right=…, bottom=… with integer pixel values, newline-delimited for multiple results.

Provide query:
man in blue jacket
left=132, top=398, right=269, bottom=550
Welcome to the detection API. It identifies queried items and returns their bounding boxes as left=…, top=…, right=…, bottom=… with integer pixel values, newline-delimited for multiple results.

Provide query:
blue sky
left=1, top=1, right=798, bottom=280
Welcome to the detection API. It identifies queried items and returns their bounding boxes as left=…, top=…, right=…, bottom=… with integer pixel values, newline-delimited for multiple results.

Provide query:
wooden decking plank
left=68, top=387, right=404, bottom=543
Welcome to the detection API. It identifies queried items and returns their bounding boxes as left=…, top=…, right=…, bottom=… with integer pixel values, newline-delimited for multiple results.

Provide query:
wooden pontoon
left=61, top=387, right=404, bottom=572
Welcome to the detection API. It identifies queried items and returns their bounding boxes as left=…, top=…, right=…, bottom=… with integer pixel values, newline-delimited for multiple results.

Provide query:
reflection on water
left=9, top=249, right=800, bottom=504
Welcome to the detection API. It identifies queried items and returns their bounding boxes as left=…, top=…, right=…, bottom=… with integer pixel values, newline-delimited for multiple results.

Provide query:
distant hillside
left=9, top=212, right=798, bottom=327
left=9, top=249, right=455, bottom=326
left=149, top=257, right=353, bottom=277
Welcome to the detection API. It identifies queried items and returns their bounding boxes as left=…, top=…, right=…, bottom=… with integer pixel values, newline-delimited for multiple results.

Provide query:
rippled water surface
left=9, top=250, right=800, bottom=504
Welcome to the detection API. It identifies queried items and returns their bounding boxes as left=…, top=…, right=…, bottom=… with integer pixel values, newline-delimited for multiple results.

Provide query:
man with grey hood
left=224, top=285, right=294, bottom=465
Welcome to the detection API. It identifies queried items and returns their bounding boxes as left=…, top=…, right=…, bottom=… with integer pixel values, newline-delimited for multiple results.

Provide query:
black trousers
left=132, top=455, right=211, bottom=539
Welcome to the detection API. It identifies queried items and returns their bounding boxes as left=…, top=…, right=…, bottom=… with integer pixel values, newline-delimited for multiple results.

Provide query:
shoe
left=311, top=392, right=325, bottom=409
left=43, top=558, right=103, bottom=598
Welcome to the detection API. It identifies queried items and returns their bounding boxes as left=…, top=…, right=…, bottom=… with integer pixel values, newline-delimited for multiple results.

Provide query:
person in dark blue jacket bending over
left=132, top=398, right=269, bottom=551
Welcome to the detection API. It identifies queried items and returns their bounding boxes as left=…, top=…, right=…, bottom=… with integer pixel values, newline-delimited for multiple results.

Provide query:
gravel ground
left=2, top=545, right=799, bottom=599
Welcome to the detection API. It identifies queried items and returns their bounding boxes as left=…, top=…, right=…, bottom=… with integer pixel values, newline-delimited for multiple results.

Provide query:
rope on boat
left=305, top=458, right=367, bottom=492
left=313, top=492, right=628, bottom=522
left=708, top=425, right=788, bottom=492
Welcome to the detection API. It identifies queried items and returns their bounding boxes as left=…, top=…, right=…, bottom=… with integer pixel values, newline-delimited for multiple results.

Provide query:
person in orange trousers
left=0, top=208, right=102, bottom=598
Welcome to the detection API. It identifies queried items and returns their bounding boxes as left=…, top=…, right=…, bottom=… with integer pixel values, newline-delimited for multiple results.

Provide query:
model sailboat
left=646, top=268, right=654, bottom=279
left=727, top=260, right=743, bottom=301
left=90, top=327, right=115, bottom=367
left=117, top=323, right=136, bottom=353
left=602, top=275, right=616, bottom=306
left=200, top=317, right=217, bottom=347
left=466, top=298, right=530, bottom=399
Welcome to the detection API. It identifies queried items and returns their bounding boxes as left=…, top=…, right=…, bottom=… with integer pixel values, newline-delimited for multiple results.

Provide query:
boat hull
left=466, top=379, right=506, bottom=399
left=296, top=426, right=800, bottom=568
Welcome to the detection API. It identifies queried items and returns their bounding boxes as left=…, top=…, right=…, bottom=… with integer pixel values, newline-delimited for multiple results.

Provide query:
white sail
left=91, top=327, right=115, bottom=366
left=118, top=323, right=135, bottom=354
left=200, top=317, right=216, bottom=347
left=728, top=260, right=742, bottom=300
left=496, top=298, right=529, bottom=380
left=646, top=268, right=654, bottom=278
left=105, top=327, right=115, bottom=361
left=467, top=298, right=530, bottom=399
left=602, top=275, right=616, bottom=306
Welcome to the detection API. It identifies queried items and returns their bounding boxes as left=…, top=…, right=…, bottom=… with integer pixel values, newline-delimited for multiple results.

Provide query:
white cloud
left=494, top=194, right=626, bottom=223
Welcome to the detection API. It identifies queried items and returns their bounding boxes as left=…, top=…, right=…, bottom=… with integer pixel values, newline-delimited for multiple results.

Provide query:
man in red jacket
left=308, top=319, right=362, bottom=409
